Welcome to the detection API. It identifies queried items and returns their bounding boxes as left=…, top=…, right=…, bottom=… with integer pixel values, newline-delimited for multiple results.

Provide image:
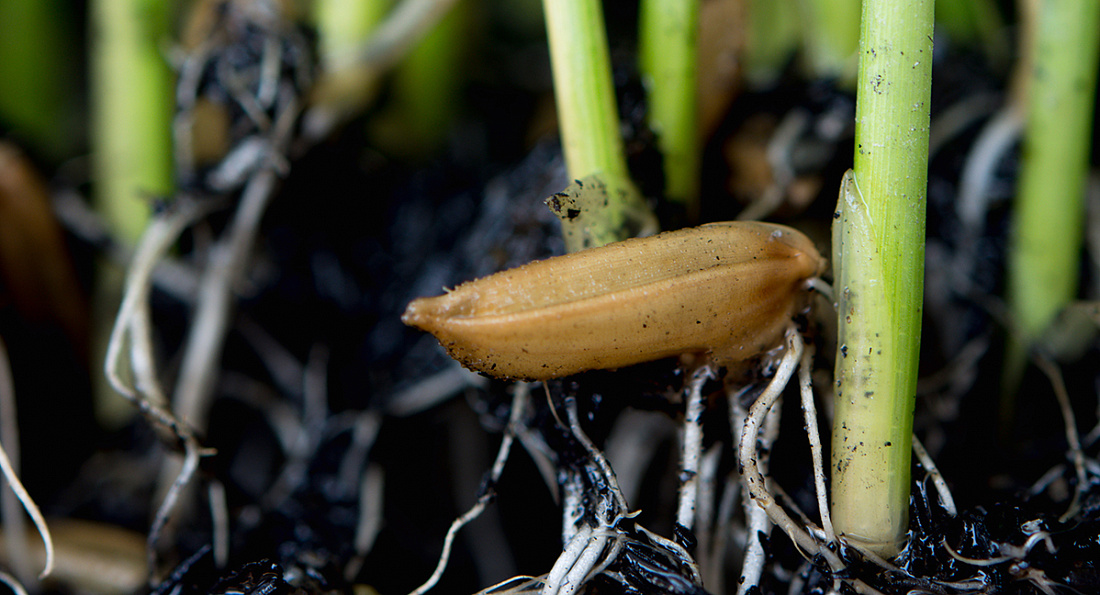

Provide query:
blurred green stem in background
left=90, top=0, right=174, bottom=243
left=314, top=0, right=390, bottom=62
left=743, top=0, right=800, bottom=87
left=639, top=0, right=700, bottom=215
left=936, top=0, right=1006, bottom=67
left=371, top=0, right=471, bottom=157
left=1004, top=0, right=1100, bottom=401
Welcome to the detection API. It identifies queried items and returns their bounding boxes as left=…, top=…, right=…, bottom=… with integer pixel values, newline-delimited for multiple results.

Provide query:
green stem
left=1004, top=0, right=1100, bottom=388
left=831, top=0, right=932, bottom=558
left=638, top=0, right=700, bottom=213
left=543, top=0, right=655, bottom=250
left=90, top=0, right=174, bottom=243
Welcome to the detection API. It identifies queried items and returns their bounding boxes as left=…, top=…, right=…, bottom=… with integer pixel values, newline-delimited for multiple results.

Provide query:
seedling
left=830, top=0, right=932, bottom=557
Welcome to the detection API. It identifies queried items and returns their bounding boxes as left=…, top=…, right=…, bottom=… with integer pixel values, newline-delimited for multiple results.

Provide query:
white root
left=692, top=443, right=722, bottom=580
left=735, top=329, right=890, bottom=593
left=0, top=337, right=52, bottom=580
left=676, top=364, right=715, bottom=531
left=408, top=383, right=530, bottom=595
left=797, top=342, right=834, bottom=542
left=738, top=330, right=821, bottom=556
left=541, top=395, right=633, bottom=595
left=103, top=200, right=215, bottom=576
left=911, top=435, right=957, bottom=517
left=1033, top=354, right=1089, bottom=521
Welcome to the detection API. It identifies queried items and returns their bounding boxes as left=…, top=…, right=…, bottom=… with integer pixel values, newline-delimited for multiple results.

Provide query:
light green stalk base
left=1004, top=0, right=1100, bottom=389
left=831, top=0, right=932, bottom=558
left=639, top=0, right=700, bottom=212
left=543, top=0, right=655, bottom=250
left=90, top=0, right=174, bottom=243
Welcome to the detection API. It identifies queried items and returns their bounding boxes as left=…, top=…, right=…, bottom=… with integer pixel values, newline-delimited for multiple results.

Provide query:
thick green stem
left=1004, top=0, right=1100, bottom=387
left=90, top=0, right=174, bottom=243
left=638, top=0, right=700, bottom=213
left=831, top=0, right=932, bottom=558
left=543, top=0, right=655, bottom=250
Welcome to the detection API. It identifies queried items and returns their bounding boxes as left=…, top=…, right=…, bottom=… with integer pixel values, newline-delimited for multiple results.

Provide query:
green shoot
left=542, top=0, right=656, bottom=250
left=831, top=0, right=932, bottom=558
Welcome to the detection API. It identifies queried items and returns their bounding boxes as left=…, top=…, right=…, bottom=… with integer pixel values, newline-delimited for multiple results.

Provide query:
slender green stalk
left=799, top=0, right=860, bottom=85
left=0, top=0, right=76, bottom=158
left=1004, top=0, right=1100, bottom=389
left=638, top=0, right=700, bottom=214
left=90, top=0, right=174, bottom=243
left=543, top=0, right=655, bottom=250
left=831, top=0, right=932, bottom=558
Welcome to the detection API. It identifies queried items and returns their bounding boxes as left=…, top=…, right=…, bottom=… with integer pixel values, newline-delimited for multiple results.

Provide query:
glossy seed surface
left=402, top=221, right=826, bottom=380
